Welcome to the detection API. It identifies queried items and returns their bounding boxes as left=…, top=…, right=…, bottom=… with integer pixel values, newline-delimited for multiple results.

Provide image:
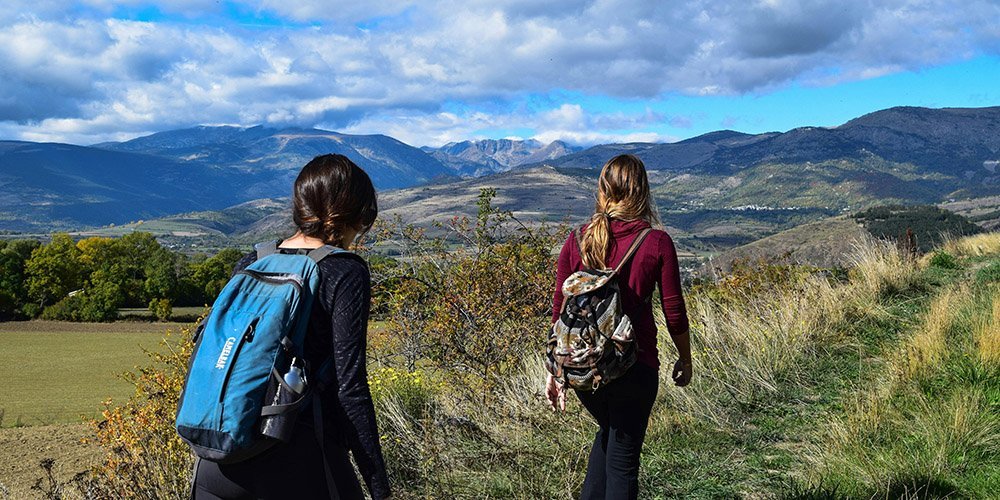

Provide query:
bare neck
left=279, top=232, right=327, bottom=249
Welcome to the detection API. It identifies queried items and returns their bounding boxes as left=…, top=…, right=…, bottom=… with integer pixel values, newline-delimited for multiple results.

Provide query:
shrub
left=372, top=189, right=563, bottom=398
left=40, top=294, right=84, bottom=321
left=928, top=251, right=960, bottom=269
left=83, top=328, right=195, bottom=499
left=39, top=274, right=123, bottom=322
left=20, top=302, right=42, bottom=319
left=369, top=366, right=439, bottom=421
left=148, top=298, right=173, bottom=321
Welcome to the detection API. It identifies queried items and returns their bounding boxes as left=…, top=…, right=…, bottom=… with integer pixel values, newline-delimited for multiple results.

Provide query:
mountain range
left=0, top=127, right=577, bottom=231
left=0, top=106, right=997, bottom=237
left=544, top=106, right=1000, bottom=176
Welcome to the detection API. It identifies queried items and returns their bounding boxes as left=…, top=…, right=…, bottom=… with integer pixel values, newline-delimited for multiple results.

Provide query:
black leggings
left=574, top=362, right=659, bottom=500
left=192, top=423, right=364, bottom=500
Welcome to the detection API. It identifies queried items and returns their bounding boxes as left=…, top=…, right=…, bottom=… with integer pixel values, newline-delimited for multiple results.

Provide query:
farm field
left=118, top=306, right=208, bottom=322
left=0, top=320, right=193, bottom=427
left=0, top=318, right=390, bottom=497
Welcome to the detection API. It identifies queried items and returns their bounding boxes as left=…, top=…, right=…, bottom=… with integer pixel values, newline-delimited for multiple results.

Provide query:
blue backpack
left=176, top=241, right=343, bottom=466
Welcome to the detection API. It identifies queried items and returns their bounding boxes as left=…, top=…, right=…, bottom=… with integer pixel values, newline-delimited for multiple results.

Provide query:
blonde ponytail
left=579, top=154, right=658, bottom=269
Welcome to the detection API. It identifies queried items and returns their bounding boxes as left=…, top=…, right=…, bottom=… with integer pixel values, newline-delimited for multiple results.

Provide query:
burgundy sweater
left=551, top=219, right=690, bottom=371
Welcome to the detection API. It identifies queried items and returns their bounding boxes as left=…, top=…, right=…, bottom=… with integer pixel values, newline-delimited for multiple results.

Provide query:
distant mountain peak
left=428, top=138, right=581, bottom=175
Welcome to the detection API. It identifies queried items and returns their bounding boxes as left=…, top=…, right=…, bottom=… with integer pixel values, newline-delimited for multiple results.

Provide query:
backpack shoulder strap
left=306, top=245, right=349, bottom=264
left=612, top=228, right=652, bottom=275
left=256, top=243, right=352, bottom=264
left=254, top=240, right=279, bottom=260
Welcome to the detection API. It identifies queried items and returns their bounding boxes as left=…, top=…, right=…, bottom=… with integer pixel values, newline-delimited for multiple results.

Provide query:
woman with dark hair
left=547, top=154, right=692, bottom=500
left=193, top=154, right=391, bottom=499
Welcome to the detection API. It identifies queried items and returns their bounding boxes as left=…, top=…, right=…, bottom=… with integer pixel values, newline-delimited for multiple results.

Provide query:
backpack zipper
left=218, top=318, right=259, bottom=403
left=236, top=269, right=304, bottom=293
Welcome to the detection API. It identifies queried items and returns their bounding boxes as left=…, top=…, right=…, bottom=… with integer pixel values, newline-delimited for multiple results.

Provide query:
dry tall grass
left=896, top=286, right=966, bottom=379
left=661, top=277, right=838, bottom=424
left=975, top=291, right=1000, bottom=364
left=369, top=354, right=589, bottom=498
left=659, top=237, right=915, bottom=425
left=848, top=235, right=918, bottom=302
left=943, top=232, right=1000, bottom=258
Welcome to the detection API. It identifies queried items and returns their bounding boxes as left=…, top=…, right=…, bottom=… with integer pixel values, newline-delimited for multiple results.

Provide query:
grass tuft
left=943, top=232, right=1000, bottom=258
left=975, top=292, right=1000, bottom=365
left=896, top=286, right=964, bottom=379
left=848, top=235, right=917, bottom=301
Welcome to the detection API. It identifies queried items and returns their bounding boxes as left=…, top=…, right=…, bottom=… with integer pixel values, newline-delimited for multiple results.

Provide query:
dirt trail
left=0, top=424, right=98, bottom=499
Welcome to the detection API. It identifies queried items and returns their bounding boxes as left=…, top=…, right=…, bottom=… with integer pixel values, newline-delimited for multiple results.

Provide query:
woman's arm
left=327, top=259, right=391, bottom=499
left=551, top=233, right=576, bottom=324
left=658, top=232, right=692, bottom=386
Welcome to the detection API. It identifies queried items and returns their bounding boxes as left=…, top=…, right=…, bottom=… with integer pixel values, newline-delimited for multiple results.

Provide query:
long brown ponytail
left=580, top=154, right=659, bottom=269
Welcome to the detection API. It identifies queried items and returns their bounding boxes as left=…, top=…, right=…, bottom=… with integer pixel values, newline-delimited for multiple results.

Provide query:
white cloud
left=339, top=104, right=676, bottom=147
left=254, top=0, right=417, bottom=24
left=0, top=0, right=997, bottom=144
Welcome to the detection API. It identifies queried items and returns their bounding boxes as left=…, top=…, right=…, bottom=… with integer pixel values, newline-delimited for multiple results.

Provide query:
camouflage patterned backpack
left=546, top=228, right=651, bottom=391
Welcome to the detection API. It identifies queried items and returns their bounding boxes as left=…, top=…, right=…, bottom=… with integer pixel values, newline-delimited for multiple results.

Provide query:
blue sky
left=0, top=0, right=998, bottom=146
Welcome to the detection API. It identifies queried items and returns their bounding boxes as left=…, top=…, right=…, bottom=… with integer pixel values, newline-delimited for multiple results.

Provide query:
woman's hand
left=546, top=373, right=566, bottom=412
left=672, top=359, right=692, bottom=387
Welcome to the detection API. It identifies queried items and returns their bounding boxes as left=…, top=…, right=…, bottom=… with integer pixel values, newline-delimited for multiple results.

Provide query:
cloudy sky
left=1, top=0, right=998, bottom=147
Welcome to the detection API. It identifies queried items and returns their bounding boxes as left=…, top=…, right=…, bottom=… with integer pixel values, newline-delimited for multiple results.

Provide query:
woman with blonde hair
left=547, top=154, right=691, bottom=499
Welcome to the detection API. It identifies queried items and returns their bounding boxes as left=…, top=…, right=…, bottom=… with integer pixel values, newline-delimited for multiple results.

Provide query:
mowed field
left=0, top=320, right=196, bottom=497
left=0, top=320, right=194, bottom=427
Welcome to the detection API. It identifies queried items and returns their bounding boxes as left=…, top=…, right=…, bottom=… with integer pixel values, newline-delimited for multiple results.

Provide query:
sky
left=0, top=0, right=998, bottom=147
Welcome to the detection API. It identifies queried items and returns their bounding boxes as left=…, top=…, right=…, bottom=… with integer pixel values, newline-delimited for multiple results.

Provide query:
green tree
left=143, top=246, right=179, bottom=302
left=79, top=270, right=126, bottom=321
left=25, top=233, right=83, bottom=314
left=191, top=248, right=244, bottom=302
left=112, top=232, right=165, bottom=305
left=77, top=233, right=181, bottom=308
left=0, top=240, right=39, bottom=319
left=41, top=270, right=124, bottom=322
left=77, top=237, right=118, bottom=276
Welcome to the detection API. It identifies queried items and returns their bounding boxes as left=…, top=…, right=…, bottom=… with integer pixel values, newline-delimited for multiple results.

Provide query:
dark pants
left=192, top=422, right=364, bottom=500
left=575, top=362, right=659, bottom=500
